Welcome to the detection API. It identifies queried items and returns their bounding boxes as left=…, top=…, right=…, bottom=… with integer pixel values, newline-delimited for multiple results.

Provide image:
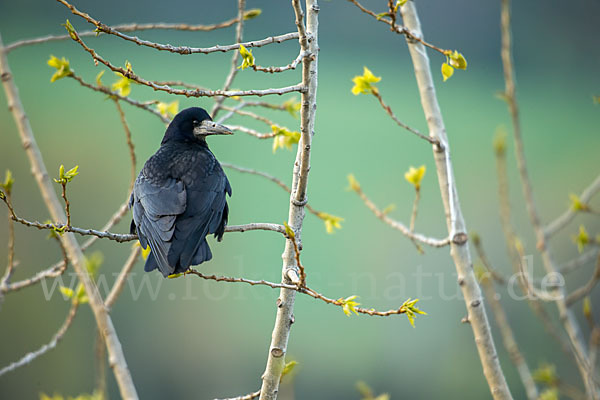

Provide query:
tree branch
left=544, top=174, right=600, bottom=238
left=565, top=253, right=600, bottom=307
left=4, top=16, right=248, bottom=53
left=259, top=1, right=318, bottom=398
left=0, top=33, right=139, bottom=399
left=0, top=299, right=79, bottom=377
left=499, top=0, right=596, bottom=396
left=399, top=2, right=513, bottom=398
left=349, top=177, right=451, bottom=248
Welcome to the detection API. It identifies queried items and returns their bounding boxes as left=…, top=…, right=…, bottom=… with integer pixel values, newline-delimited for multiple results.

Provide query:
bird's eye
left=192, top=120, right=200, bottom=127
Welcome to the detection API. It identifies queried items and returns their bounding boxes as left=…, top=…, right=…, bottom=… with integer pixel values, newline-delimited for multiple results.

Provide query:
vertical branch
left=258, top=1, right=317, bottom=399
left=211, top=0, right=246, bottom=117
left=0, top=190, right=16, bottom=308
left=0, top=34, right=139, bottom=400
left=499, top=1, right=596, bottom=397
left=399, top=3, right=513, bottom=399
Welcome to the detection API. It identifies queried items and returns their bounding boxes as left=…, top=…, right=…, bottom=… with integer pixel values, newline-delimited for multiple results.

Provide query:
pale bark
left=399, top=3, right=513, bottom=399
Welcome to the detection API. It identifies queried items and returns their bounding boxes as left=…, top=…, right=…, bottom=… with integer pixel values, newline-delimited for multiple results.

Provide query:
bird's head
left=162, top=107, right=233, bottom=145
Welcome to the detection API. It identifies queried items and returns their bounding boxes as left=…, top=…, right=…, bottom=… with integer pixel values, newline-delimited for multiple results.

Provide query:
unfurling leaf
left=47, top=55, right=72, bottom=82
left=394, top=0, right=408, bottom=12
left=533, top=363, right=558, bottom=385
left=573, top=225, right=590, bottom=253
left=243, top=9, right=262, bottom=20
left=1, top=170, right=14, bottom=194
left=400, top=298, right=427, bottom=327
left=441, top=62, right=454, bottom=82
left=55, top=164, right=79, bottom=184
left=157, top=100, right=179, bottom=118
left=283, top=221, right=295, bottom=240
left=569, top=193, right=589, bottom=212
left=347, top=174, right=360, bottom=192
left=283, top=97, right=302, bottom=118
left=404, top=165, right=426, bottom=190
left=351, top=67, right=381, bottom=95
left=85, top=251, right=103, bottom=278
left=538, top=389, right=559, bottom=400
left=271, top=125, right=300, bottom=153
left=382, top=204, right=396, bottom=215
left=338, top=295, right=360, bottom=316
left=95, top=70, right=105, bottom=87
left=474, top=261, right=489, bottom=284
left=583, top=296, right=592, bottom=320
left=238, top=45, right=255, bottom=70
left=447, top=50, right=468, bottom=70
left=281, top=360, right=298, bottom=380
left=316, top=212, right=344, bottom=234
left=112, top=61, right=134, bottom=96
left=62, top=19, right=78, bottom=40
left=59, top=286, right=74, bottom=299
left=493, top=127, right=507, bottom=156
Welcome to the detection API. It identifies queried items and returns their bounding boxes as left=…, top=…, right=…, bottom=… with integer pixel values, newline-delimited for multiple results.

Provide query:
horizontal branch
left=228, top=125, right=277, bottom=139
left=371, top=90, right=439, bottom=145
left=349, top=179, right=451, bottom=247
left=544, top=174, right=600, bottom=238
left=560, top=246, right=599, bottom=275
left=59, top=0, right=298, bottom=55
left=346, top=0, right=448, bottom=55
left=0, top=300, right=79, bottom=377
left=0, top=198, right=286, bottom=242
left=4, top=17, right=244, bottom=53
left=69, top=74, right=169, bottom=123
left=64, top=21, right=305, bottom=98
left=187, top=269, right=411, bottom=317
left=253, top=51, right=304, bottom=73
left=566, top=253, right=600, bottom=306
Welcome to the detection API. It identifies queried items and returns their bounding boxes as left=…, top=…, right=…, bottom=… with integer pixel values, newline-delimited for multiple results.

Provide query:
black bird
left=129, top=107, right=233, bottom=277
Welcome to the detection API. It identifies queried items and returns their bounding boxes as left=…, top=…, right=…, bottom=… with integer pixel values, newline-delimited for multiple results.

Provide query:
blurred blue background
left=0, top=0, right=599, bottom=399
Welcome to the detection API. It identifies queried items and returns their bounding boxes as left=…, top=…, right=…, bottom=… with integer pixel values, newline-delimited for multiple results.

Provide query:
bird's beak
left=194, top=120, right=234, bottom=137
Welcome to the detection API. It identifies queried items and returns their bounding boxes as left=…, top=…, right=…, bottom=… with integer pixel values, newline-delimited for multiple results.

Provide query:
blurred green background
left=1, top=0, right=599, bottom=399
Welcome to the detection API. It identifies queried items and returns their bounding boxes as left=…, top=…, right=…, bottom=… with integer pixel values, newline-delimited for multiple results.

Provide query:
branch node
left=452, top=232, right=468, bottom=245
left=291, top=197, right=308, bottom=207
left=270, top=347, right=284, bottom=358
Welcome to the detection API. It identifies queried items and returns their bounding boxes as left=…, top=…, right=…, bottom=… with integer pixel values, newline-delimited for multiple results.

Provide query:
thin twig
left=347, top=0, right=449, bottom=55
left=0, top=33, right=139, bottom=398
left=544, top=174, right=600, bottom=238
left=252, top=51, right=304, bottom=73
left=69, top=74, right=169, bottom=123
left=560, top=247, right=600, bottom=275
left=350, top=180, right=451, bottom=248
left=105, top=246, right=141, bottom=309
left=0, top=300, right=79, bottom=377
left=60, top=182, right=71, bottom=227
left=0, top=191, right=16, bottom=299
left=212, top=0, right=247, bottom=117
left=186, top=270, right=408, bottom=317
left=1, top=204, right=286, bottom=241
left=471, top=235, right=506, bottom=285
left=220, top=106, right=278, bottom=127
left=408, top=188, right=424, bottom=253
left=68, top=28, right=304, bottom=97
left=227, top=125, right=277, bottom=139
left=565, top=253, right=600, bottom=306
left=58, top=0, right=298, bottom=56
left=372, top=90, right=439, bottom=145
left=499, top=0, right=595, bottom=395
left=494, top=134, right=574, bottom=358
left=5, top=17, right=245, bottom=52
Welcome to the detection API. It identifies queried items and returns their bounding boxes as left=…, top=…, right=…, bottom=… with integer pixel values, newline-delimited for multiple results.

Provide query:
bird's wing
left=168, top=162, right=230, bottom=271
left=132, top=174, right=186, bottom=276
